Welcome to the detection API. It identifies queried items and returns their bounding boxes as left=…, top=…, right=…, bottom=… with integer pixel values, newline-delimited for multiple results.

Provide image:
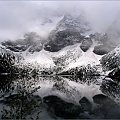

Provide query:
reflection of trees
left=0, top=48, right=21, bottom=73
left=59, top=65, right=101, bottom=85
left=100, top=77, right=120, bottom=103
left=0, top=75, right=17, bottom=96
left=0, top=75, right=41, bottom=119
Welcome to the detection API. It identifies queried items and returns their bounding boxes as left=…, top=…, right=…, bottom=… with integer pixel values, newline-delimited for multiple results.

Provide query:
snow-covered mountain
left=54, top=42, right=101, bottom=70
left=0, top=45, right=23, bottom=73
left=0, top=39, right=102, bottom=75
left=0, top=13, right=119, bottom=77
left=100, top=45, right=120, bottom=71
left=90, top=33, right=115, bottom=55
left=1, top=32, right=43, bottom=53
left=44, top=14, right=91, bottom=52
left=55, top=14, right=91, bottom=34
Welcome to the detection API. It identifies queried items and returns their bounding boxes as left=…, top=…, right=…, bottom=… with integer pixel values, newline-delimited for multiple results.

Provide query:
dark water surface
left=0, top=75, right=120, bottom=119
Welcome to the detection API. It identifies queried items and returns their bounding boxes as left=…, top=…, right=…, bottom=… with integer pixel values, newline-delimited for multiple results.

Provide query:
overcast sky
left=0, top=1, right=120, bottom=41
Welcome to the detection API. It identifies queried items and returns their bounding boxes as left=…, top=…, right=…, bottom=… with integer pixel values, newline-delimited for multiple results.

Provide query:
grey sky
left=0, top=1, right=120, bottom=41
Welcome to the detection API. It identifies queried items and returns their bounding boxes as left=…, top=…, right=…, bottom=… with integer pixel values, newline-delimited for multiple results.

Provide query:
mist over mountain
left=0, top=1, right=120, bottom=41
left=1, top=1, right=120, bottom=80
left=106, top=14, right=120, bottom=45
left=1, top=1, right=120, bottom=119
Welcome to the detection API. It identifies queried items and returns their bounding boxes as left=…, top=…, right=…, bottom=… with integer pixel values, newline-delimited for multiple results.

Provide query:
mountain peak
left=56, top=13, right=91, bottom=34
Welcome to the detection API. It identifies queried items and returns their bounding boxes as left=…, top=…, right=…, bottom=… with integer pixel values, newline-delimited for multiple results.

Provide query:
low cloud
left=0, top=1, right=120, bottom=41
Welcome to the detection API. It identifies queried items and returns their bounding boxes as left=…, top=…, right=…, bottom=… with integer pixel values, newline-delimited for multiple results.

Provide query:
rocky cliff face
left=1, top=32, right=43, bottom=53
left=55, top=14, right=91, bottom=33
left=0, top=46, right=22, bottom=73
left=100, top=45, right=120, bottom=71
left=44, top=14, right=91, bottom=52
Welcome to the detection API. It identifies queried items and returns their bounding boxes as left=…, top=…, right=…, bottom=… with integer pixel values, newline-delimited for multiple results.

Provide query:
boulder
left=80, top=38, right=93, bottom=52
left=93, top=45, right=112, bottom=55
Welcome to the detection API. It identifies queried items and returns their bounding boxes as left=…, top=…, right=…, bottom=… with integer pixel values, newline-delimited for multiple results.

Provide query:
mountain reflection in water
left=0, top=74, right=120, bottom=119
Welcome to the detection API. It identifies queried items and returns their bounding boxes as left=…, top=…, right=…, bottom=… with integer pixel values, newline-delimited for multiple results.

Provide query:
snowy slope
left=18, top=41, right=103, bottom=74
left=19, top=43, right=83, bottom=71
left=52, top=43, right=83, bottom=68
left=21, top=48, right=55, bottom=69
left=0, top=37, right=103, bottom=74
left=66, top=43, right=102, bottom=70
left=100, top=45, right=120, bottom=71
left=56, top=41, right=102, bottom=71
